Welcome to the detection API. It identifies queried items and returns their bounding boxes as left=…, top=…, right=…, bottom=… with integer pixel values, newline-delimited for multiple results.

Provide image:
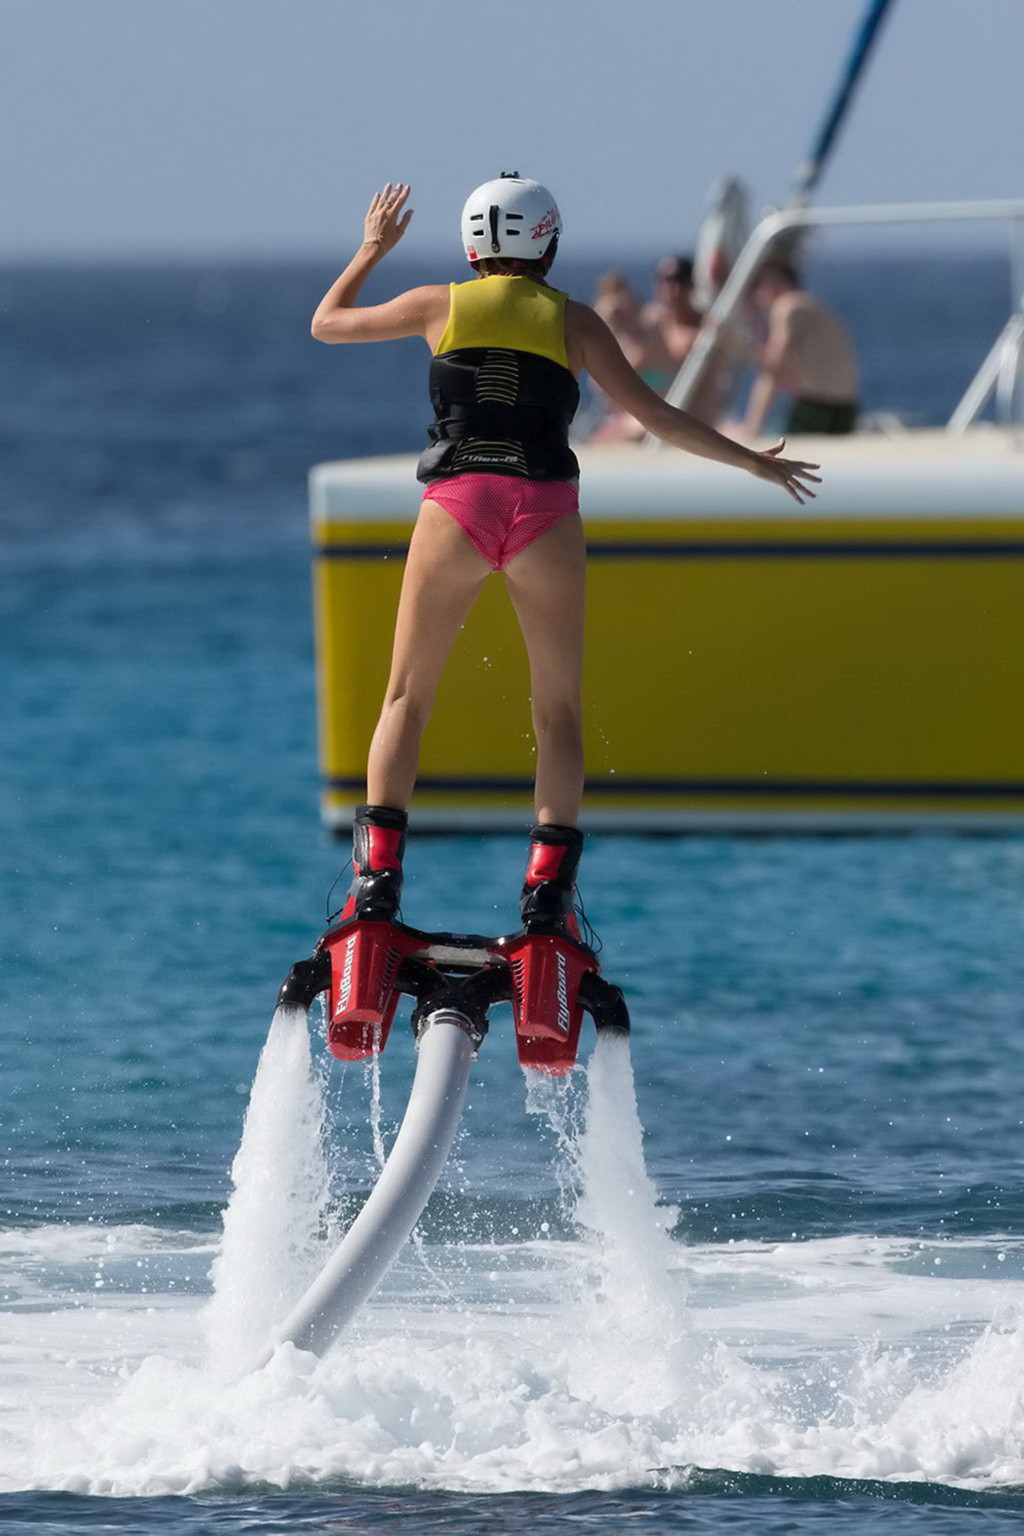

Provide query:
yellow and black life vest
left=416, top=275, right=580, bottom=484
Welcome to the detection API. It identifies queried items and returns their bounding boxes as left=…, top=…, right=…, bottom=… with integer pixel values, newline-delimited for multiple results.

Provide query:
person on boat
left=310, top=176, right=820, bottom=942
left=642, top=255, right=725, bottom=424
left=589, top=270, right=674, bottom=440
left=735, top=257, right=858, bottom=437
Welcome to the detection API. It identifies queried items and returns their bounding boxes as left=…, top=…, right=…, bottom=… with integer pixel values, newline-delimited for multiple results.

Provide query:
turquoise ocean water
left=4, top=255, right=1024, bottom=1532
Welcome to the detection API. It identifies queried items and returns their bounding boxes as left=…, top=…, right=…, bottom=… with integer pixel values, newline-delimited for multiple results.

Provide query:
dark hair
left=473, top=255, right=549, bottom=278
left=757, top=257, right=800, bottom=288
left=657, top=255, right=694, bottom=285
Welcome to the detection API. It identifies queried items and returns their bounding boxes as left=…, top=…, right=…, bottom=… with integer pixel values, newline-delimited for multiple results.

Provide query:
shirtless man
left=643, top=255, right=723, bottom=424
left=738, top=258, right=858, bottom=437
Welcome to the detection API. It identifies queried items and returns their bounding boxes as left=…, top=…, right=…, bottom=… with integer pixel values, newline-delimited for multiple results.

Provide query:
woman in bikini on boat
left=311, top=176, right=820, bottom=941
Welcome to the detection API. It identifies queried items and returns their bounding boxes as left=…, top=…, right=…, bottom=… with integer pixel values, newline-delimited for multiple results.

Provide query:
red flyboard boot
left=509, top=824, right=598, bottom=1075
left=337, top=804, right=407, bottom=923
left=325, top=805, right=415, bottom=1061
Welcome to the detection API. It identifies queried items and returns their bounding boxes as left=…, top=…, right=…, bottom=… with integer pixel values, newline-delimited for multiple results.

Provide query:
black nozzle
left=578, top=971, right=630, bottom=1035
left=276, top=952, right=331, bottom=1012
left=400, top=957, right=511, bottom=1045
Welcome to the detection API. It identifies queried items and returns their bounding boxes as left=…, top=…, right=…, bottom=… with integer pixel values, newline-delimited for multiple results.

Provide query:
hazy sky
left=4, top=0, right=1023, bottom=259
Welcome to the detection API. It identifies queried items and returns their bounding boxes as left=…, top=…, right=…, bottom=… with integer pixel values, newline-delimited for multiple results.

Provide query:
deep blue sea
left=3, top=252, right=1024, bottom=1533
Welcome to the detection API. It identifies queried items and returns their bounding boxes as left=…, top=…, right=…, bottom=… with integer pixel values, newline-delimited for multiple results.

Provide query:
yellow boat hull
left=312, top=433, right=1024, bottom=830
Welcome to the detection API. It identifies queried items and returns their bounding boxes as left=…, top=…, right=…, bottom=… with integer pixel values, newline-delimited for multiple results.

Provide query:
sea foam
left=5, top=1027, right=1024, bottom=1496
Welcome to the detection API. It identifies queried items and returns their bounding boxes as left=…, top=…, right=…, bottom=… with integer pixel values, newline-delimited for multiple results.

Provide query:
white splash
left=201, top=1004, right=334, bottom=1377
left=566, top=1033, right=727, bottom=1422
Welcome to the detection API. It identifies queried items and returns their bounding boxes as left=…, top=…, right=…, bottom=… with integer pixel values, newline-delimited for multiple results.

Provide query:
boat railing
left=650, top=197, right=1024, bottom=441
left=947, top=309, right=1024, bottom=433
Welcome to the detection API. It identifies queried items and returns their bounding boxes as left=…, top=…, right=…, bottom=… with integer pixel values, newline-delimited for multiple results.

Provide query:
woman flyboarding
left=312, top=175, right=820, bottom=944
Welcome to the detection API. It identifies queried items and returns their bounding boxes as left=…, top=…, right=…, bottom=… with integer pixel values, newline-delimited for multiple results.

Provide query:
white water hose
left=260, top=1009, right=474, bottom=1363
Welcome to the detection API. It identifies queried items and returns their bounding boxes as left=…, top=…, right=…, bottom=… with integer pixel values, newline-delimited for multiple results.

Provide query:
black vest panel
left=417, top=347, right=580, bottom=484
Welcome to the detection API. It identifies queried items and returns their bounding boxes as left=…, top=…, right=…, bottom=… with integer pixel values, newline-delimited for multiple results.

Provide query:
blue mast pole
left=791, top=0, right=897, bottom=206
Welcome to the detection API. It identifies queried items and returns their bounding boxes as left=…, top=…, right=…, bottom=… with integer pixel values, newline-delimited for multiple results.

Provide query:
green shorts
left=785, top=397, right=858, bottom=435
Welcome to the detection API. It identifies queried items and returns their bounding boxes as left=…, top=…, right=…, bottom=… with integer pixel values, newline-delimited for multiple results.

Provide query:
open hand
left=363, top=182, right=413, bottom=256
left=750, top=439, right=821, bottom=504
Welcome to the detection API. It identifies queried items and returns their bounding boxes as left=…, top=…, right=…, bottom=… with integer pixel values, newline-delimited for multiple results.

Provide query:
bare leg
left=366, top=501, right=491, bottom=808
left=503, top=512, right=587, bottom=826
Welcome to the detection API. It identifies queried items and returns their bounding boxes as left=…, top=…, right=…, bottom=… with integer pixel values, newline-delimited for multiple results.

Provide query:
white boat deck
left=310, top=427, right=1024, bottom=524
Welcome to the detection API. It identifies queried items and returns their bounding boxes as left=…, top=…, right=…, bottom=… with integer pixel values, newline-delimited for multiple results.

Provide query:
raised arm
left=311, top=183, right=449, bottom=346
left=570, top=302, right=820, bottom=504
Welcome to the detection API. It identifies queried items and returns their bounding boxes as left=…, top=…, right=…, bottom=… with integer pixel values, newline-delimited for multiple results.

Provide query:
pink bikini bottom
left=422, top=473, right=580, bottom=571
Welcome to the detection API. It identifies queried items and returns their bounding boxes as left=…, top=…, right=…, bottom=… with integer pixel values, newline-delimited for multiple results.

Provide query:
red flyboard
left=322, top=920, right=424, bottom=1061
left=505, top=932, right=598, bottom=1075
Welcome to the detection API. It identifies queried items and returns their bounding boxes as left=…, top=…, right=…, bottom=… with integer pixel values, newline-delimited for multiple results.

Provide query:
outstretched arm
left=311, top=183, right=447, bottom=345
left=572, top=302, right=820, bottom=504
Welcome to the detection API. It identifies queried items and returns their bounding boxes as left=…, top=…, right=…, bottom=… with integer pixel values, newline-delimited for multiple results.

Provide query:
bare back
left=771, top=291, right=857, bottom=404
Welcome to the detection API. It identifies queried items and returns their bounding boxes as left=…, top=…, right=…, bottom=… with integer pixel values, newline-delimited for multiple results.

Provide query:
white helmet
left=460, top=172, right=561, bottom=266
